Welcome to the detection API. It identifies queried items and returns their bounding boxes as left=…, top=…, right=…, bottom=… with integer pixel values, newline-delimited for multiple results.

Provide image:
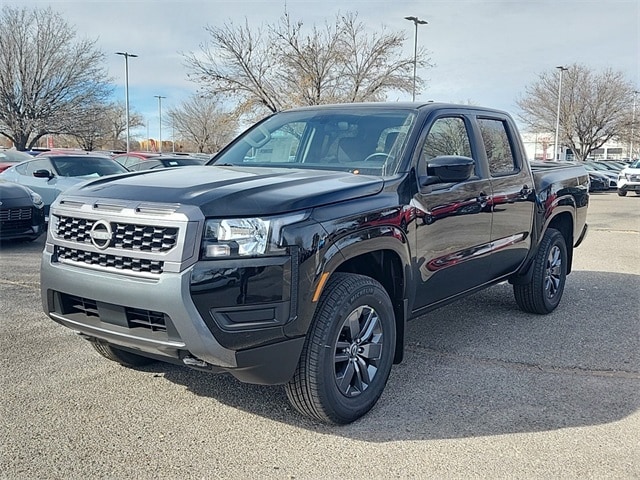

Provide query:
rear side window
left=478, top=118, right=517, bottom=176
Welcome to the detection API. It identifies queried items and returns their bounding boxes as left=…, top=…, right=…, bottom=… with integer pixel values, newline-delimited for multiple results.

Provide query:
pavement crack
left=0, top=279, right=40, bottom=289
left=407, top=343, right=640, bottom=380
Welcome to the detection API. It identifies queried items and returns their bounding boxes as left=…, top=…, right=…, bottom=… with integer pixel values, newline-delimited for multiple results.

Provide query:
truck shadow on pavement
left=159, top=269, right=639, bottom=440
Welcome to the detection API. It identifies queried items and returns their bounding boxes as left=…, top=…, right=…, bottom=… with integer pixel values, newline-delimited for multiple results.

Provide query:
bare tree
left=69, top=101, right=111, bottom=151
left=184, top=11, right=430, bottom=120
left=167, top=95, right=238, bottom=153
left=103, top=102, right=144, bottom=150
left=338, top=13, right=418, bottom=102
left=0, top=6, right=113, bottom=150
left=517, top=64, right=634, bottom=161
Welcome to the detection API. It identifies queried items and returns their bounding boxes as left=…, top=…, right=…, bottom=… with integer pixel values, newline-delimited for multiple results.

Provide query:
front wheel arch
left=308, top=232, right=412, bottom=364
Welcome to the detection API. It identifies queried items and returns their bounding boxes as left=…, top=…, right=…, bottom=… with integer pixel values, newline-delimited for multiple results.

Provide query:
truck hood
left=67, top=166, right=384, bottom=216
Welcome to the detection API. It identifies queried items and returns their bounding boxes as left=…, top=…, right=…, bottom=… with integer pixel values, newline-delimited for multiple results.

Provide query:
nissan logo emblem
left=89, top=220, right=113, bottom=250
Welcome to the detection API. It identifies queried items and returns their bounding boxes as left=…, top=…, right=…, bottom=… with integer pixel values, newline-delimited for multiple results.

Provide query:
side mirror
left=420, top=155, right=475, bottom=186
left=33, top=169, right=54, bottom=180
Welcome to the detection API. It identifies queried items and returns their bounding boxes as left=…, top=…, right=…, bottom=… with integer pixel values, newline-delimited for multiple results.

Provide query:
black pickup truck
left=41, top=103, right=589, bottom=424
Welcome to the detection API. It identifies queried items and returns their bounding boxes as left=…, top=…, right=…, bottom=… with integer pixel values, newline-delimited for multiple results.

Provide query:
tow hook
left=182, top=355, right=208, bottom=368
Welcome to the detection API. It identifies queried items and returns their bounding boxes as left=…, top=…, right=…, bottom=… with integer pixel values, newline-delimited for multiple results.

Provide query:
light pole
left=404, top=16, right=428, bottom=102
left=630, top=90, right=639, bottom=160
left=154, top=95, right=166, bottom=153
left=553, top=65, right=568, bottom=161
left=115, top=52, right=138, bottom=152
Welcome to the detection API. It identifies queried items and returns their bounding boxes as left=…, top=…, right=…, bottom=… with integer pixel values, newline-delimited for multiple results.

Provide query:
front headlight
left=30, top=191, right=44, bottom=209
left=203, top=218, right=270, bottom=258
left=201, top=213, right=308, bottom=259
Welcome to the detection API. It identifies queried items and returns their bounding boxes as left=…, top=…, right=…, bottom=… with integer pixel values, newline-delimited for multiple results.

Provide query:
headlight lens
left=30, top=191, right=44, bottom=208
left=201, top=213, right=308, bottom=259
left=202, top=218, right=271, bottom=258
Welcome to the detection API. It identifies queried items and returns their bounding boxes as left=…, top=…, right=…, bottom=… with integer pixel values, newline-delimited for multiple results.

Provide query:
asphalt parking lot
left=1, top=192, right=638, bottom=479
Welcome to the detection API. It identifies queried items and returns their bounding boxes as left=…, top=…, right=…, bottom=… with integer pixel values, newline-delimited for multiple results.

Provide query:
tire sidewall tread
left=286, top=273, right=396, bottom=424
left=513, top=228, right=567, bottom=314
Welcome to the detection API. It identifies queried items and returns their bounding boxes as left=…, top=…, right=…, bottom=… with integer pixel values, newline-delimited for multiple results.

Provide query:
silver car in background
left=0, top=154, right=129, bottom=217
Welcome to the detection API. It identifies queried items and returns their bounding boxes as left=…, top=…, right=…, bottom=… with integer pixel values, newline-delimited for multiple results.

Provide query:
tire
left=91, top=341, right=156, bottom=368
left=617, top=189, right=627, bottom=196
left=285, top=273, right=396, bottom=424
left=513, top=228, right=567, bottom=314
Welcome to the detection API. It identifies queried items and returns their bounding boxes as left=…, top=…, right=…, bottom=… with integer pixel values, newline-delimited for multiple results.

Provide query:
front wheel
left=285, top=273, right=396, bottom=424
left=513, top=228, right=567, bottom=314
left=617, top=189, right=627, bottom=196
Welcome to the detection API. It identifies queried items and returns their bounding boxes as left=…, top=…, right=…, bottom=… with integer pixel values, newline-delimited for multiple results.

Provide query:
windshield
left=50, top=156, right=129, bottom=177
left=630, top=159, right=640, bottom=168
left=212, top=107, right=417, bottom=177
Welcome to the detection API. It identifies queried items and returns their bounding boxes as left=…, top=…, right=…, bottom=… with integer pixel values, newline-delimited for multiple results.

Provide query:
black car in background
left=0, top=179, right=46, bottom=242
left=587, top=172, right=609, bottom=191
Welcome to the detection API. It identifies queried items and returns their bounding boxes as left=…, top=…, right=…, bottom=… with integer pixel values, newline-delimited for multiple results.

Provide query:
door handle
left=520, top=185, right=533, bottom=197
left=476, top=193, right=489, bottom=207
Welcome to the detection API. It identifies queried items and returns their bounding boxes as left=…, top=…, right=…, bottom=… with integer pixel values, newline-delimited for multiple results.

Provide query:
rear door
left=474, top=115, right=535, bottom=278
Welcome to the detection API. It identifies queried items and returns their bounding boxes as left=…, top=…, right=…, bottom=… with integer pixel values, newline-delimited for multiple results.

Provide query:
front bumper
left=618, top=175, right=640, bottom=191
left=0, top=205, right=45, bottom=241
left=41, top=250, right=305, bottom=385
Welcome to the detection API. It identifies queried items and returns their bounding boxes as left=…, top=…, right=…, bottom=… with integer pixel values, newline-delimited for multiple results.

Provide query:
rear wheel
left=514, top=228, right=567, bottom=314
left=617, top=189, right=627, bottom=196
left=285, top=273, right=396, bottom=424
left=91, top=341, right=156, bottom=368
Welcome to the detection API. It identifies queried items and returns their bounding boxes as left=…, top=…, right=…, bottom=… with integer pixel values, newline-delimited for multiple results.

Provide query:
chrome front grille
left=56, top=216, right=178, bottom=252
left=0, top=207, right=32, bottom=221
left=57, top=246, right=164, bottom=274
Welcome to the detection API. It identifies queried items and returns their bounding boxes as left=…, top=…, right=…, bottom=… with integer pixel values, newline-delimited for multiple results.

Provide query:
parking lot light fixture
left=404, top=16, right=428, bottom=102
left=630, top=90, right=639, bottom=160
left=115, top=52, right=138, bottom=153
left=154, top=95, right=166, bottom=153
left=554, top=65, right=569, bottom=161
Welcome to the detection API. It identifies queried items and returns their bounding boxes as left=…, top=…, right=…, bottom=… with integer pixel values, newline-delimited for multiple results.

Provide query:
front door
left=412, top=114, right=493, bottom=310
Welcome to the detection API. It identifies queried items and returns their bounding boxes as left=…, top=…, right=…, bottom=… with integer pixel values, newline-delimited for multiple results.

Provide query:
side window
left=243, top=122, right=305, bottom=163
left=123, top=156, right=139, bottom=168
left=419, top=116, right=474, bottom=175
left=25, top=159, right=52, bottom=175
left=478, top=118, right=517, bottom=176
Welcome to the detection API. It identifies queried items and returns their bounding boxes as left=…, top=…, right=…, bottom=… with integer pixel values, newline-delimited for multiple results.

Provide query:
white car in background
left=617, top=159, right=640, bottom=196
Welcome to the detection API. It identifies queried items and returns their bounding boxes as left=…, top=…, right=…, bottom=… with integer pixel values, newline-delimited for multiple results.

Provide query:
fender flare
left=309, top=225, right=413, bottom=364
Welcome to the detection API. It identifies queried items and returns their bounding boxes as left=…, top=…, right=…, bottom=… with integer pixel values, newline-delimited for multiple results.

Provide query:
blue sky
left=10, top=0, right=640, bottom=140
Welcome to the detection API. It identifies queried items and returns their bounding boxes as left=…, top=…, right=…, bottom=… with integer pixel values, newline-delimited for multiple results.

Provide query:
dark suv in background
left=113, top=152, right=205, bottom=171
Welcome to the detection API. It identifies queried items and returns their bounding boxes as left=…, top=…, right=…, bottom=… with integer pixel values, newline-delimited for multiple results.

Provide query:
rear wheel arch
left=545, top=211, right=574, bottom=274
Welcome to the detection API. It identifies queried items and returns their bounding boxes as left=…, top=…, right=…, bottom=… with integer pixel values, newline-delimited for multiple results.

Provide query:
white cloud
left=7, top=0, right=639, bottom=136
